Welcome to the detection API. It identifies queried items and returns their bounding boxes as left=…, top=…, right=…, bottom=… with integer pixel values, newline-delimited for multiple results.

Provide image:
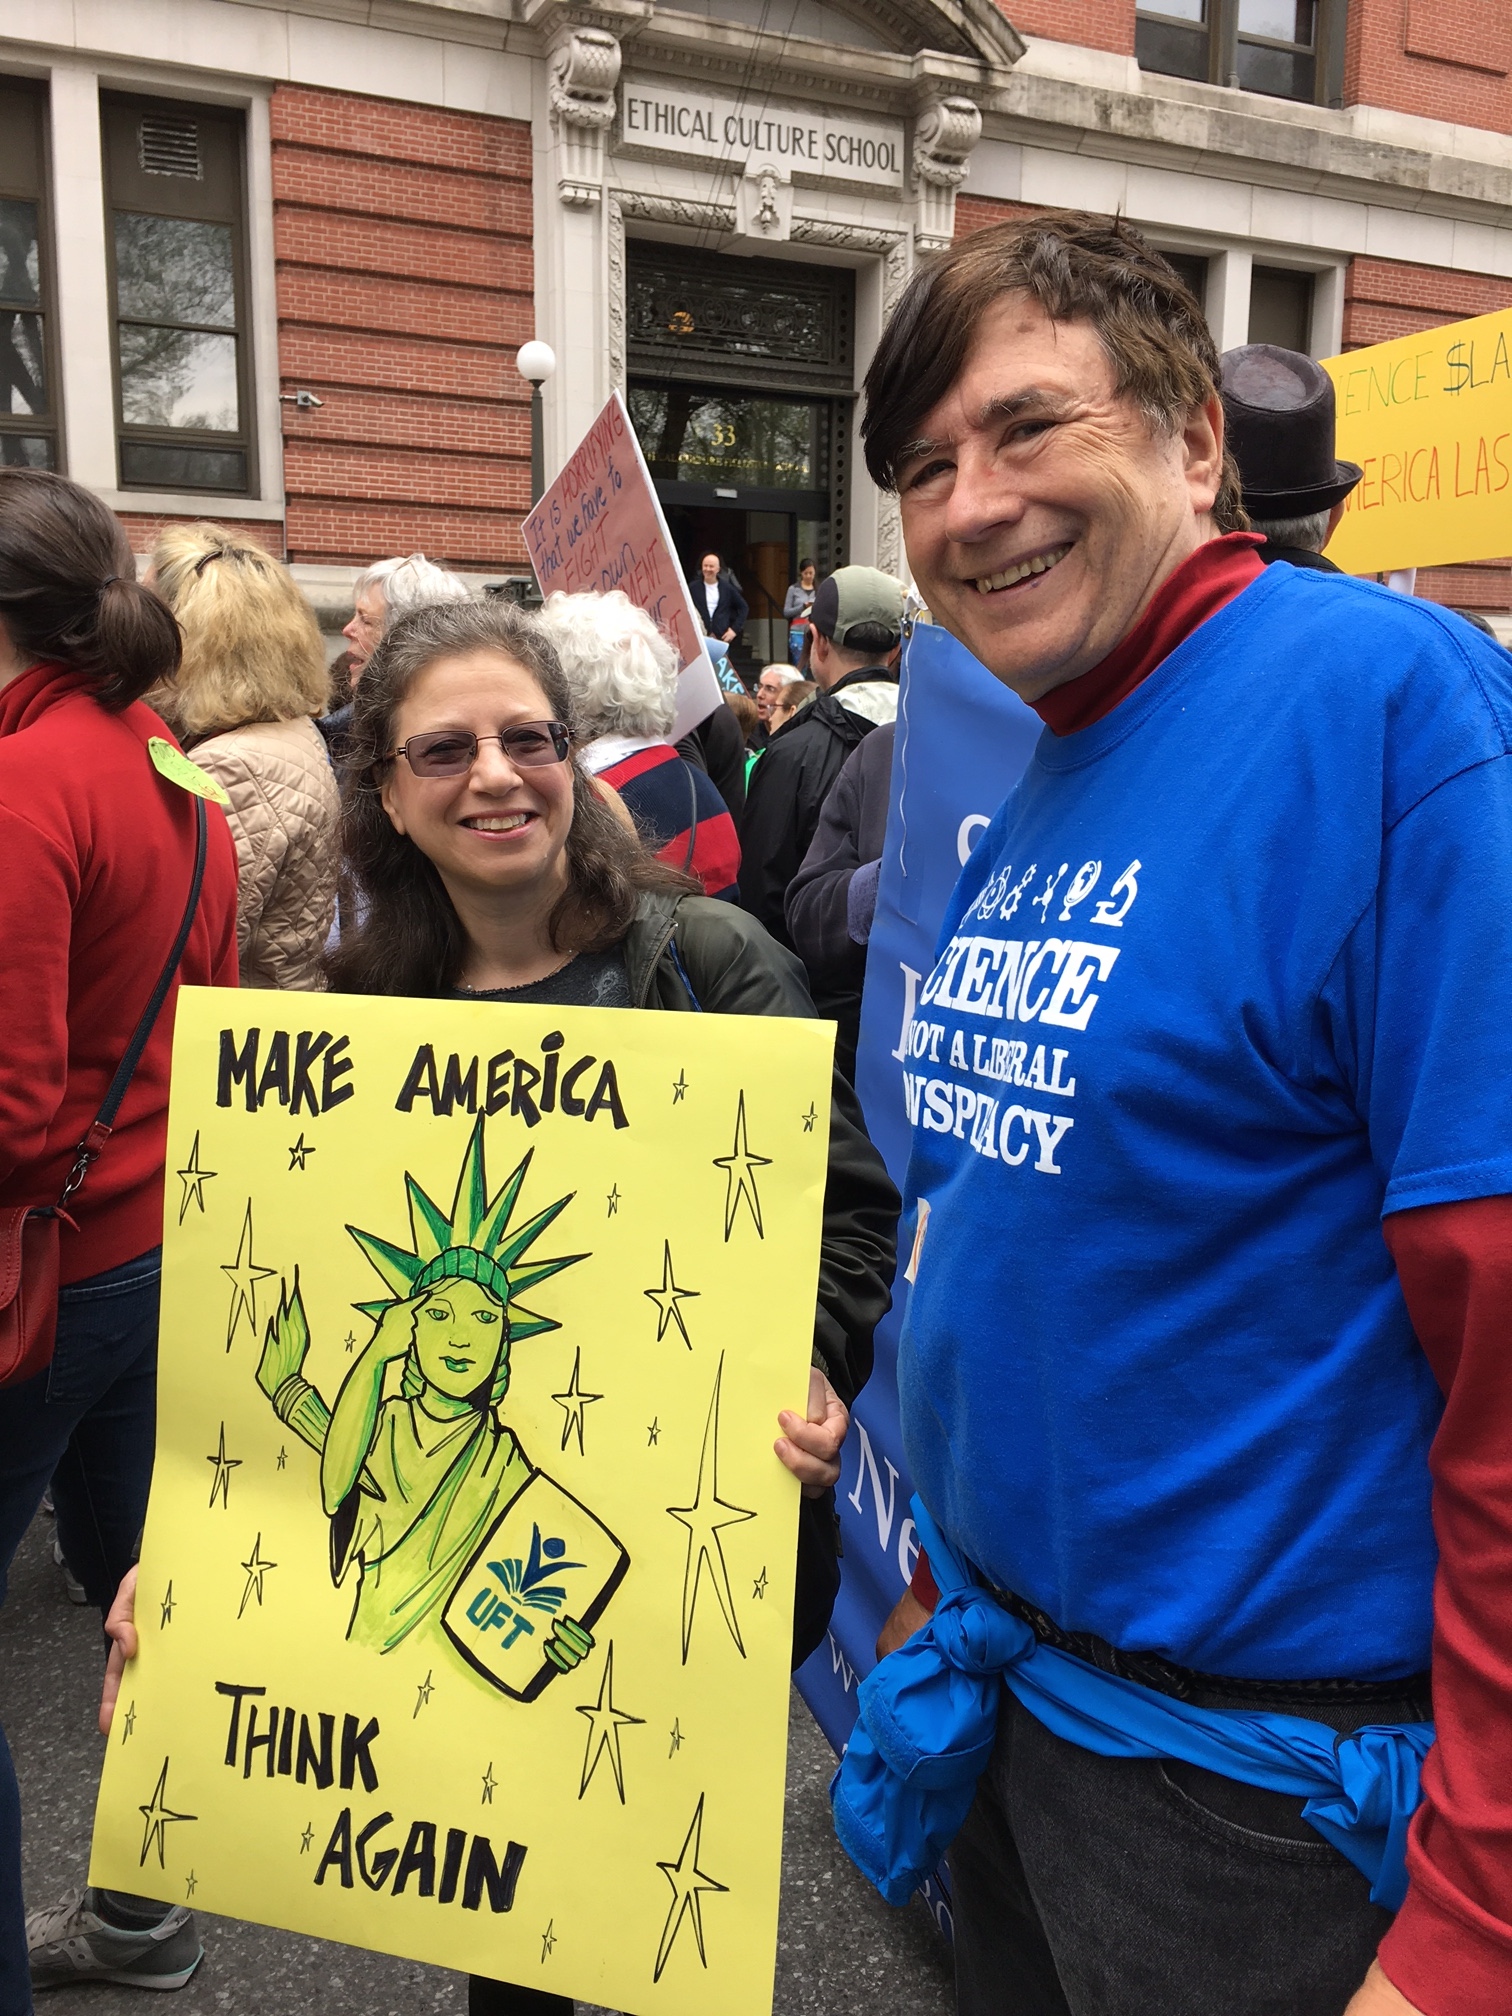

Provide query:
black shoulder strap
left=57, top=795, right=209, bottom=1208
left=682, top=761, right=700, bottom=874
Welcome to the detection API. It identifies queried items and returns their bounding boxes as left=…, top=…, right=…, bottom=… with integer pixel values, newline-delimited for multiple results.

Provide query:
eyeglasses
left=385, top=721, right=571, bottom=778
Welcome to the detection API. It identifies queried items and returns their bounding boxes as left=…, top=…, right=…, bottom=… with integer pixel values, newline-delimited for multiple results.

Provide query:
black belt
left=995, top=1588, right=1433, bottom=1733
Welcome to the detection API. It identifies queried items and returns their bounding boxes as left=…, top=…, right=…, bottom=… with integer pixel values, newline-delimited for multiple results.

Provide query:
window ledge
left=102, top=489, right=284, bottom=521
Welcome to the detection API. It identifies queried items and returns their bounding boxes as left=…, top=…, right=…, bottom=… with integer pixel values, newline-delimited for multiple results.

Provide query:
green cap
left=809, top=566, right=906, bottom=647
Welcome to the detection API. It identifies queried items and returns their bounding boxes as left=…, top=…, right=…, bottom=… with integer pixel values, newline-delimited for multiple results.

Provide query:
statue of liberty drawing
left=255, top=1115, right=628, bottom=1701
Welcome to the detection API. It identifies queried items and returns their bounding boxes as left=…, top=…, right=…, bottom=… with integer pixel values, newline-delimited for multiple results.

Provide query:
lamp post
left=515, top=340, right=557, bottom=507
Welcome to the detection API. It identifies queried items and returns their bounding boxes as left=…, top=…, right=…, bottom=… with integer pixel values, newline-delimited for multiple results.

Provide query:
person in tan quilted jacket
left=146, top=524, right=339, bottom=991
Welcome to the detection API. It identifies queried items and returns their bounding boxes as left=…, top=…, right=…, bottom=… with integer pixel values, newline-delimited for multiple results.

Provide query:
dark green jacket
left=623, top=888, right=899, bottom=1408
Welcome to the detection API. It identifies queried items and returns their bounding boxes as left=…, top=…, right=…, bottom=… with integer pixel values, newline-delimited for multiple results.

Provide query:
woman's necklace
left=457, top=952, right=577, bottom=995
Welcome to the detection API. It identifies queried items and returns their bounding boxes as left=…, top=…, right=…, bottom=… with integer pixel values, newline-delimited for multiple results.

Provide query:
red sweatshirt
left=907, top=541, right=1512, bottom=2013
left=0, top=664, right=240, bottom=1283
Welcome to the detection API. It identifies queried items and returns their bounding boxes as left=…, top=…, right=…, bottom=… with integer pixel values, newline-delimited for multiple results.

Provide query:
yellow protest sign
left=90, top=988, right=833, bottom=2015
left=1322, top=308, right=1512, bottom=575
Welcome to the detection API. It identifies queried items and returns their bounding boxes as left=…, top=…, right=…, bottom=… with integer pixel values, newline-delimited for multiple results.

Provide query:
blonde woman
left=149, top=524, right=339, bottom=991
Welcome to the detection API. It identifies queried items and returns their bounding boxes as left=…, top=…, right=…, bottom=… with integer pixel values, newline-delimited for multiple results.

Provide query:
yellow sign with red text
left=1321, top=308, right=1512, bottom=575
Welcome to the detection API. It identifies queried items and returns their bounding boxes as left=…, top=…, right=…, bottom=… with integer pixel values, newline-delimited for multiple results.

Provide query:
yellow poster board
left=1322, top=307, right=1512, bottom=575
left=90, top=988, right=834, bottom=2016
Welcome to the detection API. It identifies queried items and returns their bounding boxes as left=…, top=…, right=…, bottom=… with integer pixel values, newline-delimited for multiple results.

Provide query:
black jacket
left=784, top=722, right=895, bottom=1083
left=737, top=666, right=897, bottom=947
left=1257, top=542, right=1341, bottom=573
left=676, top=700, right=747, bottom=825
left=623, top=888, right=901, bottom=1667
left=691, top=573, right=749, bottom=639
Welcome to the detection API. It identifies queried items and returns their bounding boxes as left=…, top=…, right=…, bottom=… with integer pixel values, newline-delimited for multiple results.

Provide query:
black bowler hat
left=1219, top=343, right=1363, bottom=516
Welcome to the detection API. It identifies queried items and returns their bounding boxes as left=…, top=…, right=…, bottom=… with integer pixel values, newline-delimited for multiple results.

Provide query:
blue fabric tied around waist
left=831, top=1499, right=1435, bottom=1912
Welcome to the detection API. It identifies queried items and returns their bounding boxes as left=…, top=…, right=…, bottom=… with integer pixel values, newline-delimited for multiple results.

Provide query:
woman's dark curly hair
left=326, top=597, right=693, bottom=998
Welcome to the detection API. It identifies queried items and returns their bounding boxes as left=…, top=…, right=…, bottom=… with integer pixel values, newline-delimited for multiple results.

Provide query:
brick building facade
left=2, top=0, right=1509, bottom=633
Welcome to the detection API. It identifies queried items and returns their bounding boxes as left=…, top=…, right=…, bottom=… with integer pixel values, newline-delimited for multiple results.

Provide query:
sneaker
left=27, top=1890, right=203, bottom=1992
left=51, top=1537, right=88, bottom=1607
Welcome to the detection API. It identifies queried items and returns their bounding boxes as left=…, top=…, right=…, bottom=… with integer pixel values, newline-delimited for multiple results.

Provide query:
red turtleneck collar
left=0, top=662, right=99, bottom=737
left=1034, top=532, right=1266, bottom=736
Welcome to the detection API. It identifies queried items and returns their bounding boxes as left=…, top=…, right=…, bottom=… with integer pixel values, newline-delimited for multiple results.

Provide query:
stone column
left=911, top=96, right=983, bottom=256
left=536, top=26, right=622, bottom=468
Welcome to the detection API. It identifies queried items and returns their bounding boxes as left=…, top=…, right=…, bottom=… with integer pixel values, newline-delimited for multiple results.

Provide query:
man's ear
left=1182, top=392, right=1225, bottom=518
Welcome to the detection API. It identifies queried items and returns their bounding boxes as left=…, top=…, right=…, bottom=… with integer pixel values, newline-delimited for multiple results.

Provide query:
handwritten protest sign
left=91, top=989, right=833, bottom=2016
left=1322, top=307, right=1512, bottom=575
left=523, top=393, right=723, bottom=739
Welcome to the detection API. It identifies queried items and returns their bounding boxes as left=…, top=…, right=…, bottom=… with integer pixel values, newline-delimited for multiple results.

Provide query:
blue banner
left=795, top=620, right=1041, bottom=1785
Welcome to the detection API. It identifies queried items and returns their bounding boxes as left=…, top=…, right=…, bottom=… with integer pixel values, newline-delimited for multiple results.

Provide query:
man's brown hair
left=861, top=211, right=1247, bottom=532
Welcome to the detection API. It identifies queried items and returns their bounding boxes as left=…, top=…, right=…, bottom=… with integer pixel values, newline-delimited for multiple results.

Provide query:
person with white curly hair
left=535, top=589, right=740, bottom=900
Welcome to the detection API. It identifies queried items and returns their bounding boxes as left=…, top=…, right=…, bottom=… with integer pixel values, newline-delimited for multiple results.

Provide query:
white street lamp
left=516, top=342, right=557, bottom=504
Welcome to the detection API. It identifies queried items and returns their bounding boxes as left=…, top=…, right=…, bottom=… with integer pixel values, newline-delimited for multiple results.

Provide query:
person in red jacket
left=0, top=470, right=239, bottom=2005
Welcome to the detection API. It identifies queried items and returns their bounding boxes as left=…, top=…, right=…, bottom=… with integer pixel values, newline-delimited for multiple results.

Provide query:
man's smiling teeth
left=975, top=544, right=1072, bottom=594
left=464, top=813, right=531, bottom=831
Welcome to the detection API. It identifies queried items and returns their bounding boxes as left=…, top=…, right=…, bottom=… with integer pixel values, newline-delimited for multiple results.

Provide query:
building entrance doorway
left=625, top=243, right=854, bottom=679
left=664, top=503, right=822, bottom=671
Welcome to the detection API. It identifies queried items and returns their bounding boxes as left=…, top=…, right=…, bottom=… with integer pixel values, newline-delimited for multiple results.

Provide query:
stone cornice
left=616, top=10, right=1014, bottom=117
left=988, top=62, right=1512, bottom=224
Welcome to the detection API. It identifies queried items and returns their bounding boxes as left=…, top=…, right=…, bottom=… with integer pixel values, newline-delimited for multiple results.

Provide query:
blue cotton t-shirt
left=898, top=564, right=1512, bottom=1682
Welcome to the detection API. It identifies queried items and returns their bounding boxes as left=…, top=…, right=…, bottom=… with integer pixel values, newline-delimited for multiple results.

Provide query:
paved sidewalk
left=3, top=1511, right=952, bottom=2015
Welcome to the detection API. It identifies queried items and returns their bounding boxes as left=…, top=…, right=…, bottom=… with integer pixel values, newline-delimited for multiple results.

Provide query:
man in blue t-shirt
left=857, top=212, right=1512, bottom=2016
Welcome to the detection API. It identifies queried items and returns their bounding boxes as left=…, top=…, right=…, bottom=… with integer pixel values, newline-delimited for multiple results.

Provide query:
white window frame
left=46, top=55, right=283, bottom=520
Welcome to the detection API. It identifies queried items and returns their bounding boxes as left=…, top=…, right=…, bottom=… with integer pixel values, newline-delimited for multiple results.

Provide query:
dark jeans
left=0, top=1246, right=163, bottom=2016
left=951, top=1686, right=1406, bottom=2016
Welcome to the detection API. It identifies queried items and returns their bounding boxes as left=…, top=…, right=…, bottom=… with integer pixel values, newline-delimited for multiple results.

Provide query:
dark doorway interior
left=665, top=504, right=826, bottom=677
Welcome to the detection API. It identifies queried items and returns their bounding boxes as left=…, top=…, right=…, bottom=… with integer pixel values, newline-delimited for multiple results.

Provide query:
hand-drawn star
left=184, top=1871, right=197, bottom=1899
left=540, top=1920, right=557, bottom=1962
left=481, top=1764, right=497, bottom=1806
left=160, top=1582, right=175, bottom=1627
left=414, top=1671, right=434, bottom=1717
left=713, top=1092, right=771, bottom=1239
left=343, top=1330, right=357, bottom=1355
left=667, top=1353, right=755, bottom=1661
left=552, top=1348, right=603, bottom=1456
left=644, top=1240, right=698, bottom=1347
left=206, top=1423, right=241, bottom=1510
left=752, top=1567, right=768, bottom=1600
left=122, top=1703, right=137, bottom=1743
left=287, top=1133, right=315, bottom=1171
left=607, top=1185, right=621, bottom=1217
left=138, top=1759, right=196, bottom=1870
left=276, top=1446, right=287, bottom=1471
left=669, top=1719, right=684, bottom=1757
left=175, top=1131, right=217, bottom=1225
left=654, top=1794, right=728, bottom=1982
left=220, top=1202, right=274, bottom=1351
left=577, top=1643, right=645, bottom=1802
left=300, top=1823, right=314, bottom=1854
left=672, top=1070, right=688, bottom=1104
left=647, top=1418, right=661, bottom=1447
left=237, top=1534, right=276, bottom=1619
left=801, top=1103, right=818, bottom=1134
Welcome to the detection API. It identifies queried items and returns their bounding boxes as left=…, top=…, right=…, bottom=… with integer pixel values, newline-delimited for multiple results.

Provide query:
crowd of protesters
left=3, top=205, right=1512, bottom=2016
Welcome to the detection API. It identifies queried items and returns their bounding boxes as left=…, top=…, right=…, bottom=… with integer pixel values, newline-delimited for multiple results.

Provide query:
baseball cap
left=809, top=566, right=905, bottom=648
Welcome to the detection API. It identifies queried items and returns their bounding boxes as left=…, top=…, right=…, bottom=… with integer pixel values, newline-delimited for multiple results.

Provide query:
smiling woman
left=327, top=595, right=898, bottom=2016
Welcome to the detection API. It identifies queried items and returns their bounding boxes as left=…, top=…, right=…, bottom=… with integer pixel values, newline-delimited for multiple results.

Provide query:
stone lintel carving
left=735, top=160, right=794, bottom=243
left=617, top=191, right=738, bottom=233
left=550, top=27, right=622, bottom=206
left=911, top=93, right=982, bottom=254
